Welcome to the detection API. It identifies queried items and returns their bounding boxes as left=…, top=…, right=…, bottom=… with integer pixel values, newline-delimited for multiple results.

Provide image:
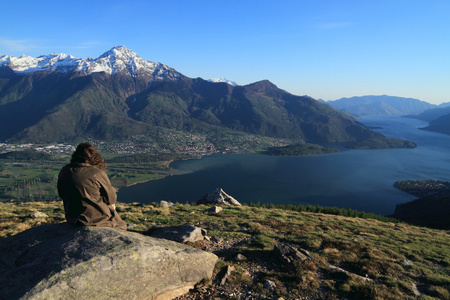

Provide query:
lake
left=118, top=116, right=450, bottom=215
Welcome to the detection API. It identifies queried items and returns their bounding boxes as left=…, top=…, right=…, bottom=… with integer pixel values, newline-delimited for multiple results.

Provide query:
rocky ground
left=176, top=236, right=369, bottom=300
left=176, top=237, right=287, bottom=300
left=1, top=201, right=449, bottom=299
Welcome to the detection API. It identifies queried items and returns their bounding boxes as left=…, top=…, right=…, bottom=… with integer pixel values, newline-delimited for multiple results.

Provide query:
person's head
left=70, top=142, right=106, bottom=170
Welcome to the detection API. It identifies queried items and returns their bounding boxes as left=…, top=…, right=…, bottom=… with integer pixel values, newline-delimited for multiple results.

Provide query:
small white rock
left=30, top=211, right=48, bottom=218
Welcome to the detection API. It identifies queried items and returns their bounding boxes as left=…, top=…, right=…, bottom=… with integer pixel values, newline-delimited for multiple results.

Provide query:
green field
left=0, top=151, right=175, bottom=202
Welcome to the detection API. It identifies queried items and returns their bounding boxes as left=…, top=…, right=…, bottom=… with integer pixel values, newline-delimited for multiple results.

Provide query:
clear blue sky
left=1, top=0, right=449, bottom=104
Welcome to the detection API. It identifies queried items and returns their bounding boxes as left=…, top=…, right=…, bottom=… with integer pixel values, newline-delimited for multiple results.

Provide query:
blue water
left=118, top=116, right=450, bottom=215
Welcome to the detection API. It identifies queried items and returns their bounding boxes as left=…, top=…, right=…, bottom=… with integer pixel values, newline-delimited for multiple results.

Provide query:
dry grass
left=1, top=201, right=449, bottom=299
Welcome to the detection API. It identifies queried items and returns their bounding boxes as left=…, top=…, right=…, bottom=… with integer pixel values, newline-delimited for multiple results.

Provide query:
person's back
left=57, top=143, right=127, bottom=230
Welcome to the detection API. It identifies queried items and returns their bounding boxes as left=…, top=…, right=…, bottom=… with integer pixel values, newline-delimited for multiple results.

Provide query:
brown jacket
left=57, top=163, right=127, bottom=230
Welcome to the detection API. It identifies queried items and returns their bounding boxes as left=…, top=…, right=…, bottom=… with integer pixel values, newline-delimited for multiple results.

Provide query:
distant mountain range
left=419, top=113, right=450, bottom=135
left=324, top=95, right=450, bottom=136
left=325, top=95, right=436, bottom=116
left=0, top=46, right=415, bottom=147
left=409, top=105, right=450, bottom=135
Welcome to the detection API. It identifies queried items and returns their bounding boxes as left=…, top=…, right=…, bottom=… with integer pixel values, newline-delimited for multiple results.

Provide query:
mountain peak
left=112, top=44, right=126, bottom=50
left=99, top=45, right=139, bottom=60
left=0, top=45, right=181, bottom=82
left=247, top=80, right=278, bottom=90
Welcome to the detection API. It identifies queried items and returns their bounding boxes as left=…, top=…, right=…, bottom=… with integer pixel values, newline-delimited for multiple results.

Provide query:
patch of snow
left=208, top=78, right=238, bottom=86
left=0, top=45, right=181, bottom=83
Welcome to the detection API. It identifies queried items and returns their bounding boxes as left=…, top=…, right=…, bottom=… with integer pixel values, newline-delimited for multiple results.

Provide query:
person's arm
left=57, top=165, right=70, bottom=198
left=98, top=170, right=117, bottom=206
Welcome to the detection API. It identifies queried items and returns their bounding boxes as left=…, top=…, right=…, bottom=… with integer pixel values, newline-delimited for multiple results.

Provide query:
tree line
left=248, top=202, right=398, bottom=223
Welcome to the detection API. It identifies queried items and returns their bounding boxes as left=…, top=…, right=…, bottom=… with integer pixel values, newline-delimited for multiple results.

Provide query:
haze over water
left=118, top=116, right=450, bottom=215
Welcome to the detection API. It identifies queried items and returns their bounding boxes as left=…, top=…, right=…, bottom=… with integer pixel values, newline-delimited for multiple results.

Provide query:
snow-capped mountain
left=0, top=45, right=181, bottom=82
left=0, top=47, right=404, bottom=148
left=208, top=77, right=238, bottom=86
left=0, top=53, right=86, bottom=74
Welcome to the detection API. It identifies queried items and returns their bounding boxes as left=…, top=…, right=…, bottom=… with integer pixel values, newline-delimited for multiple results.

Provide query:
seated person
left=58, top=142, right=127, bottom=230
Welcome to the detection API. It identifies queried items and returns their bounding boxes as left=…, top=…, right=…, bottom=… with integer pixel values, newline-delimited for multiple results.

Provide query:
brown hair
left=70, top=142, right=106, bottom=170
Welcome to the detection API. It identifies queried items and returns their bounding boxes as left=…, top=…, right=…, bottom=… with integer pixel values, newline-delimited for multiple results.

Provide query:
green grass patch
left=1, top=201, right=449, bottom=299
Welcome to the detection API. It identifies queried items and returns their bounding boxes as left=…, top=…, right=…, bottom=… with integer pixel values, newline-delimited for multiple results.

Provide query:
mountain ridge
left=0, top=45, right=181, bottom=82
left=326, top=95, right=436, bottom=116
left=0, top=46, right=414, bottom=148
left=407, top=105, right=450, bottom=135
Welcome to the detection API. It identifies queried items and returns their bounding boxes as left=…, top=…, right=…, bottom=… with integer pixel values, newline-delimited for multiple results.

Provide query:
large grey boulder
left=0, top=223, right=218, bottom=300
left=205, top=206, right=223, bottom=214
left=149, top=224, right=207, bottom=243
left=198, top=188, right=241, bottom=206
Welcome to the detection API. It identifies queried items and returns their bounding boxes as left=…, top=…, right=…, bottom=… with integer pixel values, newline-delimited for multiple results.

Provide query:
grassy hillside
left=1, top=201, right=448, bottom=299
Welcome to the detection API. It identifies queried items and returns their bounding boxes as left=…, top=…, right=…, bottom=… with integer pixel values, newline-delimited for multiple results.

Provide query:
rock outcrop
left=148, top=224, right=208, bottom=243
left=197, top=188, right=241, bottom=206
left=29, top=211, right=49, bottom=218
left=159, top=200, right=175, bottom=208
left=273, top=242, right=311, bottom=264
left=205, top=206, right=223, bottom=214
left=0, top=223, right=218, bottom=300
